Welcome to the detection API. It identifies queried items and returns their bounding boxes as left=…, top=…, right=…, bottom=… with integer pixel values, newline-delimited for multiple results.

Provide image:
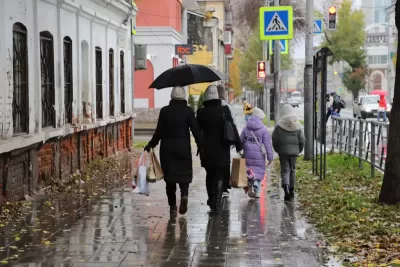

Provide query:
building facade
left=134, top=0, right=185, bottom=113
left=0, top=0, right=135, bottom=202
left=133, top=0, right=233, bottom=121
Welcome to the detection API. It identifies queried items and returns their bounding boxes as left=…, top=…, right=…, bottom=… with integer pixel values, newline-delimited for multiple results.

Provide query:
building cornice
left=135, top=27, right=183, bottom=41
left=41, top=0, right=57, bottom=6
left=57, top=0, right=79, bottom=12
left=79, top=5, right=95, bottom=21
left=93, top=12, right=110, bottom=26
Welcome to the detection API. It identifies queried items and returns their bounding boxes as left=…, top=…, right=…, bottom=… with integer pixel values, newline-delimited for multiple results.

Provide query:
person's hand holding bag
left=144, top=144, right=151, bottom=152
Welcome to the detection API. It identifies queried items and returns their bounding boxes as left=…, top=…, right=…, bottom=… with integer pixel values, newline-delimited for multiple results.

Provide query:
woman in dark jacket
left=197, top=85, right=242, bottom=211
left=145, top=86, right=201, bottom=215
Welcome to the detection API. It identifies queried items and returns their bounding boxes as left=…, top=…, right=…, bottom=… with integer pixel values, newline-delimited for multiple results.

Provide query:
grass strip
left=287, top=154, right=400, bottom=266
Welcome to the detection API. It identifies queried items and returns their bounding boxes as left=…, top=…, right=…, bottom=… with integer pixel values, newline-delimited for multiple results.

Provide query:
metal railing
left=329, top=117, right=389, bottom=177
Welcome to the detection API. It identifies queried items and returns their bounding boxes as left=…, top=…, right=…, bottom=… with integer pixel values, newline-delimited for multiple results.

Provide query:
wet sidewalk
left=7, top=149, right=324, bottom=267
left=7, top=106, right=324, bottom=267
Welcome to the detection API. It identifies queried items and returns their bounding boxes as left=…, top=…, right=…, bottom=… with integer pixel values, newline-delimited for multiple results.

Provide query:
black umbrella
left=149, top=64, right=226, bottom=89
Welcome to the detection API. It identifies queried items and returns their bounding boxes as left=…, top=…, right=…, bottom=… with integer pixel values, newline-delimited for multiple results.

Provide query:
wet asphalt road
left=7, top=105, right=326, bottom=267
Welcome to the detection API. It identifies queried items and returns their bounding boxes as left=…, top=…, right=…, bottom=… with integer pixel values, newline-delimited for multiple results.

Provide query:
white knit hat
left=204, top=85, right=219, bottom=101
left=281, top=104, right=294, bottom=117
left=171, top=86, right=186, bottom=100
left=252, top=107, right=265, bottom=120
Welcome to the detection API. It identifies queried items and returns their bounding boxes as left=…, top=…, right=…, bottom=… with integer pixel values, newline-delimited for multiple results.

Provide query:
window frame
left=120, top=51, right=125, bottom=114
left=40, top=31, right=55, bottom=128
left=12, top=23, right=30, bottom=135
left=109, top=49, right=115, bottom=117
left=63, top=36, right=73, bottom=124
left=95, top=47, right=103, bottom=119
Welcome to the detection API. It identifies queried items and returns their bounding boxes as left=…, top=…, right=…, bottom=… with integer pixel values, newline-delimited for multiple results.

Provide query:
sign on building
left=175, top=44, right=194, bottom=56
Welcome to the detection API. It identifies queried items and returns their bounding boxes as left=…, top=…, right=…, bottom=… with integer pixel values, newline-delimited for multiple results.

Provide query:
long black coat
left=196, top=99, right=242, bottom=170
left=148, top=100, right=201, bottom=183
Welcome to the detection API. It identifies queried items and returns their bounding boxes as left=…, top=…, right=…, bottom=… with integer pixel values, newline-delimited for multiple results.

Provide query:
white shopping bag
left=133, top=152, right=150, bottom=196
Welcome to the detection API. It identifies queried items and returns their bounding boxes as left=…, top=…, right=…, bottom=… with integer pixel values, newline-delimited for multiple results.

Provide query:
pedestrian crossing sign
left=313, top=19, right=323, bottom=34
left=259, top=6, right=293, bottom=40
left=269, top=40, right=289, bottom=55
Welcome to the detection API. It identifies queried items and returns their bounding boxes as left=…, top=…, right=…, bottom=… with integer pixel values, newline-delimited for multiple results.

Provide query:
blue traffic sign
left=313, top=19, right=323, bottom=34
left=259, top=6, right=293, bottom=40
left=269, top=40, right=289, bottom=54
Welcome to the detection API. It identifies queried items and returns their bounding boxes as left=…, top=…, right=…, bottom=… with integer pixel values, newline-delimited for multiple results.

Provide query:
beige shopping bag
left=230, top=158, right=247, bottom=188
left=147, top=151, right=164, bottom=183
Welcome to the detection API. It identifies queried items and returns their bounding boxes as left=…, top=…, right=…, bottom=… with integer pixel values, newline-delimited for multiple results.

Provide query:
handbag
left=221, top=107, right=236, bottom=145
left=250, top=130, right=267, bottom=156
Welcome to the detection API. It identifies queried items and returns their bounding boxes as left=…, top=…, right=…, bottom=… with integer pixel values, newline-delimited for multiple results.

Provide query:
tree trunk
left=379, top=1, right=400, bottom=205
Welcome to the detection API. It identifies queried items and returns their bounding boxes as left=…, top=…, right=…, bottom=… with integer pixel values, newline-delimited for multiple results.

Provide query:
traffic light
left=257, top=61, right=266, bottom=79
left=328, top=5, right=337, bottom=30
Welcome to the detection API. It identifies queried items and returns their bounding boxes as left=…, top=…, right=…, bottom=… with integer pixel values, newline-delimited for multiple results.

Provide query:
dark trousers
left=326, top=109, right=331, bottom=124
left=279, top=155, right=297, bottom=188
left=166, top=182, right=189, bottom=207
left=223, top=166, right=231, bottom=191
left=205, top=168, right=224, bottom=203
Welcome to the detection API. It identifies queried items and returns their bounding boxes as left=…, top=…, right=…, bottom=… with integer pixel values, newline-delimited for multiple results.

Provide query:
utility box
left=135, top=44, right=147, bottom=70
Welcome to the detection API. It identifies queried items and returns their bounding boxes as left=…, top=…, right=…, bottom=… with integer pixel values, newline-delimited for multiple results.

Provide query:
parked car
left=353, top=95, right=391, bottom=120
left=286, top=91, right=302, bottom=108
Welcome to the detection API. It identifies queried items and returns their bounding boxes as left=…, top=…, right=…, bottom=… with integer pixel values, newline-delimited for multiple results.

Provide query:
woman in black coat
left=196, top=85, right=242, bottom=211
left=145, top=86, right=201, bottom=215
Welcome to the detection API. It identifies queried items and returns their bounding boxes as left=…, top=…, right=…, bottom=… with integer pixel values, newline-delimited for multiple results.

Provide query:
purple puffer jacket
left=240, top=116, right=274, bottom=181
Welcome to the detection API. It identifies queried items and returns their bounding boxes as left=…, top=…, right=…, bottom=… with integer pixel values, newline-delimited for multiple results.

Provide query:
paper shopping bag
left=147, top=151, right=164, bottom=183
left=230, top=158, right=247, bottom=188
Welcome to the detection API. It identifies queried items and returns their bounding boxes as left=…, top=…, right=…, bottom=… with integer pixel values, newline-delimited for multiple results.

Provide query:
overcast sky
left=293, top=0, right=362, bottom=59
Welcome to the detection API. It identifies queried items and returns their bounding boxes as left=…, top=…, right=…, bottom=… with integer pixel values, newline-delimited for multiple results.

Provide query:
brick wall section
left=38, top=143, right=55, bottom=184
left=0, top=118, right=132, bottom=205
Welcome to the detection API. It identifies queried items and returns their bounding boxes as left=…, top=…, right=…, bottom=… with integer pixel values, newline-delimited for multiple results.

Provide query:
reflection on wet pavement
left=6, top=106, right=325, bottom=267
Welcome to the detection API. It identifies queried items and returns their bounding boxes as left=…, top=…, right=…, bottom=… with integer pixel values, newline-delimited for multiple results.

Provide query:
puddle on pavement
left=0, top=154, right=133, bottom=264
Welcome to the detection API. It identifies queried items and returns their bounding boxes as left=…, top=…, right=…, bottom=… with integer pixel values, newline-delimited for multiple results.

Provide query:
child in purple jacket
left=240, top=108, right=274, bottom=198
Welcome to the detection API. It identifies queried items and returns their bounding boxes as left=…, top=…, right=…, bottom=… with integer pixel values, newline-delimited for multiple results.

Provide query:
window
left=372, top=73, right=382, bottom=90
left=109, top=49, right=115, bottom=116
left=12, top=23, right=29, bottom=135
left=40, top=31, right=55, bottom=128
left=95, top=47, right=103, bottom=119
left=63, top=37, right=73, bottom=124
left=120, top=51, right=125, bottom=114
left=368, top=55, right=388, bottom=65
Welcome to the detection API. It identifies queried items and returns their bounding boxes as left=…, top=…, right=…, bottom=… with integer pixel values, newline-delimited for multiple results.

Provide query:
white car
left=286, top=91, right=302, bottom=108
left=353, top=95, right=391, bottom=120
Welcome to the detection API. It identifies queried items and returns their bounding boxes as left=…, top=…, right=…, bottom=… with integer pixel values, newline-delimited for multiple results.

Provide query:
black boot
left=179, top=196, right=188, bottom=215
left=283, top=185, right=291, bottom=202
left=170, top=206, right=177, bottom=214
left=289, top=187, right=295, bottom=200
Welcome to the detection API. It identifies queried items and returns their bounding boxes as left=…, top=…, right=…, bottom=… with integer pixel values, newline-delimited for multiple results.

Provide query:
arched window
left=40, top=31, right=55, bottom=128
left=120, top=51, right=125, bottom=114
left=109, top=49, right=114, bottom=116
left=12, top=23, right=29, bottom=134
left=95, top=47, right=103, bottom=119
left=63, top=36, right=73, bottom=124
